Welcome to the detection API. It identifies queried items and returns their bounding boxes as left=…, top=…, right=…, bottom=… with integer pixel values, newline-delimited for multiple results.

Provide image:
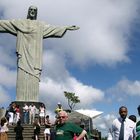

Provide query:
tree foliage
left=64, top=91, right=80, bottom=111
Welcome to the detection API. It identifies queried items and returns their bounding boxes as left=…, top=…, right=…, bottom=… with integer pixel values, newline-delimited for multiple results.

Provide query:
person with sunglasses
left=55, top=111, right=87, bottom=140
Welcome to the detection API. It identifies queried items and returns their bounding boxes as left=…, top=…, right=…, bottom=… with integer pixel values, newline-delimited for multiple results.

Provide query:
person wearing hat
left=55, top=102, right=63, bottom=115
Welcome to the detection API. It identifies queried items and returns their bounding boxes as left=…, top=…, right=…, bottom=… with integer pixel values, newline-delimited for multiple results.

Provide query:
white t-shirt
left=23, top=105, right=29, bottom=112
left=29, top=105, right=36, bottom=114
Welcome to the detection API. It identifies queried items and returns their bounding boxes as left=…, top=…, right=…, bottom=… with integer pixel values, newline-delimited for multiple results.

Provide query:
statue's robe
left=0, top=19, right=69, bottom=101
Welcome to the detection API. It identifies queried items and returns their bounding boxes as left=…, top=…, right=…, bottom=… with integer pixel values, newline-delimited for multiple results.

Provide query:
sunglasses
left=59, top=116, right=66, bottom=119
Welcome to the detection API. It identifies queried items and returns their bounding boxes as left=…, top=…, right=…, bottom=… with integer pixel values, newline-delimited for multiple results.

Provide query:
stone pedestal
left=12, top=101, right=45, bottom=109
left=10, top=101, right=45, bottom=123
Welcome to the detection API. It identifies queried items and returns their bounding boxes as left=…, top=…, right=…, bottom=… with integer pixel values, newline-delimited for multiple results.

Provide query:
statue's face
left=28, top=6, right=37, bottom=20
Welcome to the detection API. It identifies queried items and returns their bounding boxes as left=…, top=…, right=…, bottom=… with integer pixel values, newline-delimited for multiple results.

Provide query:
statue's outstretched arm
left=66, top=25, right=80, bottom=30
left=0, top=20, right=17, bottom=35
left=43, top=24, right=79, bottom=38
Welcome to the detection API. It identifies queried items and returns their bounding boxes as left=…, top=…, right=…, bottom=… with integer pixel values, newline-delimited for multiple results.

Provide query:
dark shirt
left=34, top=124, right=40, bottom=135
left=14, top=125, right=24, bottom=138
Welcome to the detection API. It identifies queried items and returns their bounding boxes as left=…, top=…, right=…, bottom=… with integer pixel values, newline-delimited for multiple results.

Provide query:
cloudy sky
left=0, top=0, right=140, bottom=136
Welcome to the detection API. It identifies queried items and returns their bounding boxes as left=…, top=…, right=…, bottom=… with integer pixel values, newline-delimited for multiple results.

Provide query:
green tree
left=64, top=91, right=80, bottom=111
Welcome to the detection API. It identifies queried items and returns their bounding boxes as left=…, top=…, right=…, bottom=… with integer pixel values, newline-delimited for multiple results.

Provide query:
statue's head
left=27, top=5, right=37, bottom=20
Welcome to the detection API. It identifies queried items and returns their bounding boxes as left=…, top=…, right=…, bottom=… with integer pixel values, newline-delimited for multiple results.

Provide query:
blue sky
left=0, top=0, right=140, bottom=136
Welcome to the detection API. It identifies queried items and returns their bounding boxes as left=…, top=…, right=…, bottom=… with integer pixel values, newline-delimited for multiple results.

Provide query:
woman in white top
left=39, top=104, right=45, bottom=125
left=44, top=115, right=52, bottom=140
left=0, top=117, right=9, bottom=140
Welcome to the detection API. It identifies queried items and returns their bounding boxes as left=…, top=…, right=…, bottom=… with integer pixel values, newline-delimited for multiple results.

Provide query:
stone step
left=8, top=124, right=46, bottom=128
left=8, top=124, right=46, bottom=140
left=8, top=132, right=45, bottom=135
left=8, top=134, right=45, bottom=138
left=8, top=137, right=44, bottom=140
left=8, top=135, right=45, bottom=139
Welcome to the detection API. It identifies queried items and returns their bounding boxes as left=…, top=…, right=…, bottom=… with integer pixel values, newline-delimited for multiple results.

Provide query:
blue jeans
left=23, top=111, right=29, bottom=124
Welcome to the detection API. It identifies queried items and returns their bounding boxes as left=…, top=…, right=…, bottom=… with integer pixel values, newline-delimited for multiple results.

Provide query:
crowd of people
left=3, top=102, right=47, bottom=126
left=2, top=104, right=140, bottom=140
left=0, top=102, right=88, bottom=140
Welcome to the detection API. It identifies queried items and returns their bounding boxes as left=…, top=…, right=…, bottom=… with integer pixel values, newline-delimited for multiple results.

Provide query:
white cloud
left=0, top=86, right=11, bottom=104
left=42, top=50, right=69, bottom=82
left=0, top=0, right=139, bottom=117
left=41, top=0, right=138, bottom=66
left=116, top=79, right=140, bottom=96
left=70, top=78, right=104, bottom=105
left=0, top=0, right=139, bottom=67
left=105, top=78, right=140, bottom=108
left=39, top=76, right=104, bottom=110
left=0, top=64, right=16, bottom=87
left=0, top=37, right=16, bottom=67
left=107, top=78, right=140, bottom=97
left=93, top=114, right=116, bottom=137
left=39, top=49, right=104, bottom=110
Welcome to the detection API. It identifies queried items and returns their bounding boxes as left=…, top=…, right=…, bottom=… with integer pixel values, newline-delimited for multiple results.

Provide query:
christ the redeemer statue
left=0, top=6, right=79, bottom=102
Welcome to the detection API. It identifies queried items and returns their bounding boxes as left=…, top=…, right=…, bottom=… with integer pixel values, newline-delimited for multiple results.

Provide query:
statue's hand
left=67, top=25, right=80, bottom=30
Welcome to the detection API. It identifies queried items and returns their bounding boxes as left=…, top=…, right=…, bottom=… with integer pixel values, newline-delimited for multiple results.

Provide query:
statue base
left=9, top=101, right=45, bottom=124
left=11, top=101, right=45, bottom=109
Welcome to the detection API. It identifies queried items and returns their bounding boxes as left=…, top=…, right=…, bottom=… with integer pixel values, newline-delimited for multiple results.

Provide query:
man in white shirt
left=108, top=106, right=135, bottom=140
left=29, top=103, right=36, bottom=124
